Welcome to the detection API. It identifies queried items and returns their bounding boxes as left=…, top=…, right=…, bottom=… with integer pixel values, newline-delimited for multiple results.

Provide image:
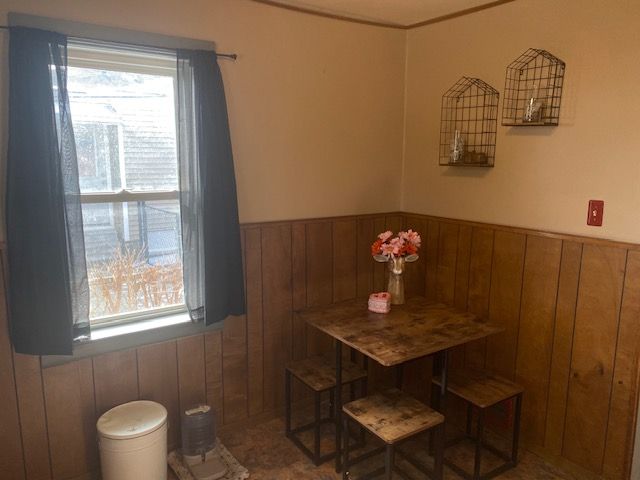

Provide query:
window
left=67, top=41, right=185, bottom=327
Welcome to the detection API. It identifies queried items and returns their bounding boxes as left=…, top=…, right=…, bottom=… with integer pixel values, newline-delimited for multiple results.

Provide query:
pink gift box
left=368, top=292, right=391, bottom=314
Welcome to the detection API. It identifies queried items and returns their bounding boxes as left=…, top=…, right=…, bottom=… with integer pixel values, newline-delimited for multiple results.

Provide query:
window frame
left=67, top=40, right=187, bottom=329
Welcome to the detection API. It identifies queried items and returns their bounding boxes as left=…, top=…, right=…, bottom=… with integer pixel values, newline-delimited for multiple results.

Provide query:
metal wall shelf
left=439, top=77, right=499, bottom=167
left=502, top=49, right=565, bottom=127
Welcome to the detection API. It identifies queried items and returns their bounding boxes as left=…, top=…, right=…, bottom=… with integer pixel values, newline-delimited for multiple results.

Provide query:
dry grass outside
left=88, top=246, right=184, bottom=317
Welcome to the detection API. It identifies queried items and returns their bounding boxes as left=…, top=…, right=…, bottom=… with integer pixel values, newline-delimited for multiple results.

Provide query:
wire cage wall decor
left=502, top=48, right=565, bottom=126
left=439, top=77, right=499, bottom=167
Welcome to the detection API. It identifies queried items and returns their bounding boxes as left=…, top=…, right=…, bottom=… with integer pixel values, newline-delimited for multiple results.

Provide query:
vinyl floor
left=169, top=415, right=580, bottom=480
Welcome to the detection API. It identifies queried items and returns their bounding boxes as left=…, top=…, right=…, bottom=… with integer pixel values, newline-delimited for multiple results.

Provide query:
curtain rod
left=0, top=25, right=237, bottom=60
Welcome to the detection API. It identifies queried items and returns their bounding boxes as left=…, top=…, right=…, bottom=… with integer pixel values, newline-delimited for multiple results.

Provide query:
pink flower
left=380, top=243, right=395, bottom=257
left=404, top=229, right=421, bottom=247
left=389, top=237, right=404, bottom=256
left=378, top=230, right=393, bottom=242
left=373, top=229, right=421, bottom=259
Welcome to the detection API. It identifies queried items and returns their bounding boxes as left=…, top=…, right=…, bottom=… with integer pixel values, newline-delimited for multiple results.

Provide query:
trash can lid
left=97, top=400, right=167, bottom=440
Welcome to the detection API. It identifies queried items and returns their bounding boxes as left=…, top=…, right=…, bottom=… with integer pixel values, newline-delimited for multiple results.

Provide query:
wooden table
left=297, top=296, right=502, bottom=472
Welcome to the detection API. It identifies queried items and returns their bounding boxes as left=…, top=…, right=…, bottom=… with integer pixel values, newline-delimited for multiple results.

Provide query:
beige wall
left=402, top=0, right=640, bottom=243
left=0, top=0, right=407, bottom=227
left=4, top=0, right=640, bottom=242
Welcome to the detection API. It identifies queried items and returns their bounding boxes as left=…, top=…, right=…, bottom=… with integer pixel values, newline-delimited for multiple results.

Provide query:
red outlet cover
left=587, top=200, right=604, bottom=226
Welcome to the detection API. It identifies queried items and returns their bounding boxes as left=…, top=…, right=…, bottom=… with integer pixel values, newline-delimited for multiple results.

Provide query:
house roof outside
left=68, top=66, right=181, bottom=266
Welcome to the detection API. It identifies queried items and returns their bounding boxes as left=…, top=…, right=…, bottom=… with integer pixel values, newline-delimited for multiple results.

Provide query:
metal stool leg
left=330, top=388, right=336, bottom=419
left=474, top=408, right=485, bottom=480
left=342, top=416, right=350, bottom=480
left=358, top=384, right=366, bottom=445
left=428, top=381, right=439, bottom=456
left=362, top=357, right=369, bottom=396
left=430, top=381, right=441, bottom=411
left=385, top=444, right=394, bottom=480
left=285, top=370, right=292, bottom=435
left=314, top=391, right=322, bottom=465
left=434, top=423, right=444, bottom=480
left=350, top=349, right=357, bottom=401
left=512, top=393, right=522, bottom=465
left=396, top=364, right=404, bottom=389
left=360, top=358, right=368, bottom=446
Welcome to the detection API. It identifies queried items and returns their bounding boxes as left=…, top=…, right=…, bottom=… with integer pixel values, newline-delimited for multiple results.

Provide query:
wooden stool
left=432, top=369, right=524, bottom=480
left=342, top=388, right=445, bottom=480
left=285, top=354, right=367, bottom=465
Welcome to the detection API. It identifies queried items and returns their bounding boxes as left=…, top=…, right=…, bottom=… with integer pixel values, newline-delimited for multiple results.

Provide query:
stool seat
left=343, top=388, right=444, bottom=444
left=286, top=354, right=367, bottom=392
left=433, top=369, right=523, bottom=409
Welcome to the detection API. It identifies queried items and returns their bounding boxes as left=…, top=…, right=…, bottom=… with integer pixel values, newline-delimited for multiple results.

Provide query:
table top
left=297, top=296, right=502, bottom=367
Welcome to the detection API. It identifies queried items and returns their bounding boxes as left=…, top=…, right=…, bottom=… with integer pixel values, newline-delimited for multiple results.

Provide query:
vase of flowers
left=371, top=230, right=421, bottom=305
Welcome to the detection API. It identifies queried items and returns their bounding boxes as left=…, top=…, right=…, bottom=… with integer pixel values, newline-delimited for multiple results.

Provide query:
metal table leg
left=430, top=349, right=449, bottom=457
left=439, top=349, right=450, bottom=413
left=431, top=349, right=450, bottom=413
left=384, top=444, right=395, bottom=479
left=396, top=364, right=404, bottom=389
left=335, top=340, right=343, bottom=472
left=474, top=409, right=485, bottom=480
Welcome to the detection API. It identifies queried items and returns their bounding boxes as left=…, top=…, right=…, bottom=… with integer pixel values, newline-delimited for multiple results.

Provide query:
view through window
left=67, top=42, right=184, bottom=326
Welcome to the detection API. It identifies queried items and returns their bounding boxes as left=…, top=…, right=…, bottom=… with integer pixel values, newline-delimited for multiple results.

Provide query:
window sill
left=90, top=310, right=190, bottom=340
left=41, top=311, right=223, bottom=368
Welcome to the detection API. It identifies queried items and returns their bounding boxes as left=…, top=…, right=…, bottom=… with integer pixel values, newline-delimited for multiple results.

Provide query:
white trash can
left=97, top=400, right=168, bottom=480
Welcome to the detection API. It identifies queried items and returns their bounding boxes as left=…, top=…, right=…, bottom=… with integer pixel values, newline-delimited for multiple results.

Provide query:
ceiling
left=255, top=0, right=508, bottom=28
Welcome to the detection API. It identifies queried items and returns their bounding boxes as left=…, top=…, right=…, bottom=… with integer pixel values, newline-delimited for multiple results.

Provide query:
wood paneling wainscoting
left=0, top=212, right=638, bottom=480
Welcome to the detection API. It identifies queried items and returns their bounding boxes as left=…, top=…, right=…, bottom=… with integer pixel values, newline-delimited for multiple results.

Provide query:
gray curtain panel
left=177, top=50, right=245, bottom=325
left=6, top=27, right=90, bottom=355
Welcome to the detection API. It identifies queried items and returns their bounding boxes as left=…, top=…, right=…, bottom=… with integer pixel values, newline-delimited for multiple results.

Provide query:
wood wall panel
left=385, top=215, right=404, bottom=236
left=0, top=213, right=639, bottom=480
left=332, top=220, right=357, bottom=302
left=177, top=335, right=207, bottom=412
left=43, top=359, right=97, bottom=480
left=0, top=257, right=25, bottom=480
left=563, top=245, right=627, bottom=473
left=13, top=353, right=51, bottom=480
left=244, top=228, right=264, bottom=417
left=93, top=349, right=139, bottom=416
left=372, top=216, right=387, bottom=292
left=435, top=222, right=458, bottom=305
left=222, top=315, right=248, bottom=424
left=485, top=231, right=526, bottom=379
left=305, top=222, right=333, bottom=308
left=137, top=340, right=180, bottom=448
left=204, top=331, right=224, bottom=420
left=603, top=250, right=640, bottom=479
left=515, top=236, right=562, bottom=447
left=305, top=222, right=333, bottom=355
left=454, top=224, right=472, bottom=311
left=545, top=241, right=582, bottom=455
left=221, top=232, right=249, bottom=424
left=291, top=223, right=307, bottom=357
left=451, top=224, right=472, bottom=369
left=425, top=220, right=440, bottom=302
left=261, top=225, right=293, bottom=411
left=465, top=227, right=494, bottom=369
left=291, top=224, right=311, bottom=402
left=356, top=218, right=375, bottom=297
